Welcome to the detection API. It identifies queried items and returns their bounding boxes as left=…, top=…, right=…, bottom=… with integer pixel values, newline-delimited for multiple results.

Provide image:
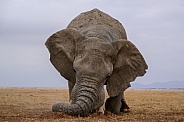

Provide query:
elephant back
left=67, top=9, right=127, bottom=40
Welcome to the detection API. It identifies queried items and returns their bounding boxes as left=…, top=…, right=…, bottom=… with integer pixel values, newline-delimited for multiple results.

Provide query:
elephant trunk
left=52, top=77, right=104, bottom=116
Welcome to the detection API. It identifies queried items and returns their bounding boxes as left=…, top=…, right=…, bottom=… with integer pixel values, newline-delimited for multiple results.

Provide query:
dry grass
left=0, top=88, right=183, bottom=122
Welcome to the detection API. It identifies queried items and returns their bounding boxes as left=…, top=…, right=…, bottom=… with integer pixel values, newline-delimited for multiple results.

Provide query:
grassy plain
left=0, top=88, right=183, bottom=122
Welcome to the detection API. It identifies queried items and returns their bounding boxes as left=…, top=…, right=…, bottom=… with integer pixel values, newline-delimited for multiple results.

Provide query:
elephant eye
left=79, top=53, right=84, bottom=58
left=105, top=55, right=114, bottom=63
left=76, top=54, right=84, bottom=60
left=75, top=50, right=85, bottom=59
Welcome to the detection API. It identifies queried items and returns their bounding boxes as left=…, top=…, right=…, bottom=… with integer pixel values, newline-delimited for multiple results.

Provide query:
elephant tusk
left=98, top=103, right=104, bottom=114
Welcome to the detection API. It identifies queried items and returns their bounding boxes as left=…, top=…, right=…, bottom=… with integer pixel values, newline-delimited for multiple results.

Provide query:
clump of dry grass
left=0, top=88, right=183, bottom=122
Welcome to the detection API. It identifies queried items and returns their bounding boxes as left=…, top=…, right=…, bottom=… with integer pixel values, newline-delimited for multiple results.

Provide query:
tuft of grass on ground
left=0, top=88, right=183, bottom=122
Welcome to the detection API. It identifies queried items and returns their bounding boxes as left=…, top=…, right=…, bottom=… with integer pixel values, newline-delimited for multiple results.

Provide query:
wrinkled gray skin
left=45, top=9, right=148, bottom=116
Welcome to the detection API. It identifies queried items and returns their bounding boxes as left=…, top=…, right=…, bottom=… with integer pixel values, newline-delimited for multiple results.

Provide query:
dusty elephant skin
left=45, top=9, right=148, bottom=116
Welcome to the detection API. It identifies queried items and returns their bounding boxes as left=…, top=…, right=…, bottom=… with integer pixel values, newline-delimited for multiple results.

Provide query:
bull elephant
left=45, top=9, right=148, bottom=116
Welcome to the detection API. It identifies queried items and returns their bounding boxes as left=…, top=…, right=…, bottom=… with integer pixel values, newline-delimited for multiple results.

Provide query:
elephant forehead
left=77, top=39, right=115, bottom=54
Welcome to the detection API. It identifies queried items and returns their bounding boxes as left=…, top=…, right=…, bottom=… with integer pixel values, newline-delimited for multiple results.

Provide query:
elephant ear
left=45, top=28, right=84, bottom=82
left=107, top=39, right=148, bottom=97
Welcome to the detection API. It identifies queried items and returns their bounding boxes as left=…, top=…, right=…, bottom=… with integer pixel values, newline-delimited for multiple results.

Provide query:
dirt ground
left=0, top=88, right=183, bottom=122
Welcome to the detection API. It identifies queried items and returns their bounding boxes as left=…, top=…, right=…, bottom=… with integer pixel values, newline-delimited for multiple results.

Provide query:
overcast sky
left=0, top=0, right=184, bottom=87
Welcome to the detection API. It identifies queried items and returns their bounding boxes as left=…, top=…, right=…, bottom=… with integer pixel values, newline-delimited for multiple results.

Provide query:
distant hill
left=130, top=81, right=184, bottom=89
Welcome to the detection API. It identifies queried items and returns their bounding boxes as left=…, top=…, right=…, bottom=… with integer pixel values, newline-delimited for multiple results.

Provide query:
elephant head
left=45, top=27, right=148, bottom=116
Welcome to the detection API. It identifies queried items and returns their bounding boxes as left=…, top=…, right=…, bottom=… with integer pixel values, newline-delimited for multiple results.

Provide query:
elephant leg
left=120, top=92, right=130, bottom=112
left=105, top=91, right=130, bottom=114
left=105, top=91, right=122, bottom=114
left=68, top=81, right=75, bottom=102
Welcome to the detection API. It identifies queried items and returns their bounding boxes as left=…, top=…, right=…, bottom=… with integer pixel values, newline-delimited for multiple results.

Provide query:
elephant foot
left=105, top=97, right=121, bottom=114
left=120, top=99, right=130, bottom=112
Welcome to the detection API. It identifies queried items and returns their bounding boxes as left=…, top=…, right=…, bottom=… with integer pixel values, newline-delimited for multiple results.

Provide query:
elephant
left=45, top=9, right=148, bottom=116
